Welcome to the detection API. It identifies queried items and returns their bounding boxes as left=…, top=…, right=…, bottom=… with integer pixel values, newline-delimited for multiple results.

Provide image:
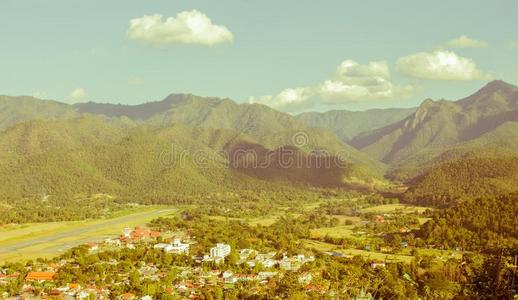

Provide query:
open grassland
left=302, top=240, right=414, bottom=263
left=302, top=240, right=462, bottom=264
left=310, top=225, right=358, bottom=239
left=360, top=203, right=430, bottom=214
left=0, top=206, right=178, bottom=262
left=208, top=213, right=286, bottom=227
left=206, top=201, right=325, bottom=227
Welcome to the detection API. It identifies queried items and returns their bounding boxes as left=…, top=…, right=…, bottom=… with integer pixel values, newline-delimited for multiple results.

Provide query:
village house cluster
left=1, top=226, right=329, bottom=299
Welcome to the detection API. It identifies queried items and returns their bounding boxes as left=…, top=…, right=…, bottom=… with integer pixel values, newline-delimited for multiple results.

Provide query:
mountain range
left=1, top=80, right=518, bottom=206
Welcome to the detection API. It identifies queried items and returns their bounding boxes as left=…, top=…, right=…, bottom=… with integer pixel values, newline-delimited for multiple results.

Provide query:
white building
left=123, top=227, right=132, bottom=238
left=164, top=239, right=189, bottom=254
left=260, top=259, right=276, bottom=268
left=258, top=272, right=278, bottom=281
left=210, top=243, right=231, bottom=258
left=239, top=249, right=256, bottom=261
left=279, top=257, right=292, bottom=270
left=153, top=243, right=169, bottom=250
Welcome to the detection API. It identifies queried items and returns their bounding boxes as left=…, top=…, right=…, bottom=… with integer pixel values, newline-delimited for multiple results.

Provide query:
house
left=88, top=242, right=99, bottom=252
left=239, top=249, right=256, bottom=261
left=154, top=243, right=169, bottom=249
left=25, top=271, right=56, bottom=282
left=304, top=284, right=326, bottom=294
left=298, top=272, right=313, bottom=284
left=119, top=292, right=136, bottom=300
left=235, top=274, right=257, bottom=282
left=294, top=254, right=305, bottom=262
left=164, top=239, right=189, bottom=254
left=279, top=258, right=291, bottom=270
left=210, top=243, right=231, bottom=258
left=257, top=272, right=277, bottom=281
left=120, top=226, right=161, bottom=243
left=222, top=270, right=233, bottom=279
left=399, top=227, right=410, bottom=233
left=222, top=270, right=235, bottom=283
left=370, top=262, right=386, bottom=268
left=260, top=259, right=276, bottom=268
left=104, top=238, right=121, bottom=246
left=77, top=290, right=92, bottom=299
left=324, top=251, right=344, bottom=257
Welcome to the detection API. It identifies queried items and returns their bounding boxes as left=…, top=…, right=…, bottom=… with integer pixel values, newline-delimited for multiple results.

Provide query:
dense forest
left=418, top=193, right=518, bottom=251
left=404, top=155, right=518, bottom=207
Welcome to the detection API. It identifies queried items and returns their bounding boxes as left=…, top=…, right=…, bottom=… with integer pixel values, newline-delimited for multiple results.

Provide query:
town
left=0, top=224, right=335, bottom=299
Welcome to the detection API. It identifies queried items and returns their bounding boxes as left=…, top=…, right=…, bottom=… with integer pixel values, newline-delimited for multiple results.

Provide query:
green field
left=310, top=225, right=358, bottom=239
left=0, top=206, right=178, bottom=262
left=360, top=203, right=430, bottom=214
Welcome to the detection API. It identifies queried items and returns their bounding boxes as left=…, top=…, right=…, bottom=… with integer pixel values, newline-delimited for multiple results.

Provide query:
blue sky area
left=1, top=0, right=517, bottom=112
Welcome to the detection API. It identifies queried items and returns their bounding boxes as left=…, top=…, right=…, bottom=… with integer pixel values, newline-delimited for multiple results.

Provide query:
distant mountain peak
left=476, top=80, right=518, bottom=95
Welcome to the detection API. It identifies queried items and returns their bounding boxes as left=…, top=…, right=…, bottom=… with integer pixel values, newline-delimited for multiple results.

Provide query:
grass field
left=360, top=203, right=430, bottom=214
left=310, top=225, right=358, bottom=239
left=208, top=213, right=285, bottom=227
left=302, top=240, right=414, bottom=263
left=0, top=206, right=178, bottom=262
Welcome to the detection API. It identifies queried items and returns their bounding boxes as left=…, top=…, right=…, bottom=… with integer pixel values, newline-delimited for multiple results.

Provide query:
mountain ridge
left=350, top=80, right=518, bottom=166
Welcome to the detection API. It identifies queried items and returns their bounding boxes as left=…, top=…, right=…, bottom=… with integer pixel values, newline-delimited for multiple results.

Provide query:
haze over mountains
left=1, top=80, right=518, bottom=203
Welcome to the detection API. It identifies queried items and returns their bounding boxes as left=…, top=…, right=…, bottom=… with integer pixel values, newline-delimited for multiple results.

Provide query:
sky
left=1, top=0, right=517, bottom=113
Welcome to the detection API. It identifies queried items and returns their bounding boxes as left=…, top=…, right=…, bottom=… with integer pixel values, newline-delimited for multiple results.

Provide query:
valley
left=3, top=3, right=518, bottom=297
left=0, top=80, right=517, bottom=299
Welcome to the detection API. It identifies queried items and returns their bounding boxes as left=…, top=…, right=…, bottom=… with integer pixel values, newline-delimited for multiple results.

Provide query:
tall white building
left=210, top=243, right=231, bottom=258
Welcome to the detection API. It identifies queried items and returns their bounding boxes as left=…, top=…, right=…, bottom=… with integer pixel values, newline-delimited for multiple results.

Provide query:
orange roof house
left=120, top=226, right=161, bottom=242
left=25, top=271, right=56, bottom=281
left=120, top=292, right=136, bottom=299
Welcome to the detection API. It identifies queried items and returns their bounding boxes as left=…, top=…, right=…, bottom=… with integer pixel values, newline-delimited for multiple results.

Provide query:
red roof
left=26, top=271, right=56, bottom=281
left=121, top=292, right=135, bottom=299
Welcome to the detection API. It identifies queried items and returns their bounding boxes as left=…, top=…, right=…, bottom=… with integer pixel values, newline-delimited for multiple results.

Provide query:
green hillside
left=403, top=153, right=518, bottom=207
left=350, top=80, right=518, bottom=165
left=0, top=116, right=384, bottom=206
left=0, top=95, right=78, bottom=131
left=419, top=192, right=518, bottom=250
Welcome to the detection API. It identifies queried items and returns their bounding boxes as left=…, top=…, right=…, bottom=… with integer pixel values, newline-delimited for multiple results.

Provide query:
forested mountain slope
left=351, top=80, right=518, bottom=165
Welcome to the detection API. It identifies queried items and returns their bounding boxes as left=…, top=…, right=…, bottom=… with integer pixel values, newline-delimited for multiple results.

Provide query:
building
left=210, top=243, right=231, bottom=258
left=120, top=226, right=161, bottom=243
left=279, top=258, right=292, bottom=270
left=153, top=243, right=169, bottom=249
left=258, top=272, right=277, bottom=281
left=298, top=272, right=313, bottom=284
left=370, top=261, right=386, bottom=268
left=239, top=249, right=256, bottom=261
left=164, top=239, right=189, bottom=254
left=25, top=271, right=56, bottom=282
left=88, top=243, right=99, bottom=252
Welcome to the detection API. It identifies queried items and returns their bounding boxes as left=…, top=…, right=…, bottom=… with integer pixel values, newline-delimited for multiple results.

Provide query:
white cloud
left=69, top=88, right=86, bottom=101
left=248, top=87, right=313, bottom=112
left=249, top=60, right=415, bottom=112
left=127, top=10, right=233, bottom=46
left=30, top=91, right=48, bottom=99
left=446, top=35, right=488, bottom=48
left=396, top=50, right=485, bottom=80
left=319, top=60, right=414, bottom=103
